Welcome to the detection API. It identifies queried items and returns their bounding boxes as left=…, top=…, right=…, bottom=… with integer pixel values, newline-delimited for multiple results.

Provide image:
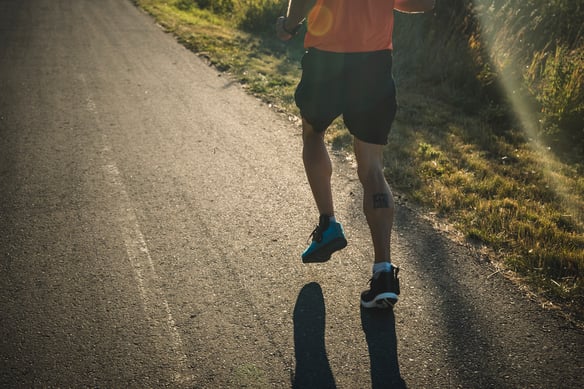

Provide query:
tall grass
left=393, top=0, right=584, bottom=158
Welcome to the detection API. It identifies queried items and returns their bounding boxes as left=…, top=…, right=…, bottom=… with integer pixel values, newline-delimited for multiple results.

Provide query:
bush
left=474, top=0, right=584, bottom=156
left=174, top=0, right=194, bottom=11
left=238, top=0, right=283, bottom=34
left=395, top=0, right=583, bottom=159
left=191, top=0, right=236, bottom=16
left=527, top=45, right=584, bottom=152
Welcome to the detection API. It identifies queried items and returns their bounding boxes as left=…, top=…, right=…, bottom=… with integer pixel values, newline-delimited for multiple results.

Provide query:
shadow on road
left=292, top=282, right=336, bottom=389
left=361, top=307, right=407, bottom=389
left=393, top=207, right=512, bottom=387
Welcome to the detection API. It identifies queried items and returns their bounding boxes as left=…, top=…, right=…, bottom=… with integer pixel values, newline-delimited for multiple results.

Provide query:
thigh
left=294, top=49, right=344, bottom=132
left=343, top=51, right=397, bottom=145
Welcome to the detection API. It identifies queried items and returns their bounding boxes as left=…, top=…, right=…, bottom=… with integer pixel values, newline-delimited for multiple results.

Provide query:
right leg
left=302, top=118, right=334, bottom=217
left=300, top=118, right=347, bottom=263
left=295, top=49, right=346, bottom=262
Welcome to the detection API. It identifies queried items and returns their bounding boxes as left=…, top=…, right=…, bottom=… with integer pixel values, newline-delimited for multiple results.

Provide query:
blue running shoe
left=302, top=215, right=347, bottom=263
left=360, top=265, right=400, bottom=309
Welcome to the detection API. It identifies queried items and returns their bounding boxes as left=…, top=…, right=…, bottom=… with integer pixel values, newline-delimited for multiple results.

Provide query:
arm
left=276, top=0, right=315, bottom=41
left=394, top=0, right=435, bottom=13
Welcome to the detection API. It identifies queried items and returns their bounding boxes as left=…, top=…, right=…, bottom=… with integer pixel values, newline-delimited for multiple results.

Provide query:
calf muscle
left=373, top=193, right=391, bottom=209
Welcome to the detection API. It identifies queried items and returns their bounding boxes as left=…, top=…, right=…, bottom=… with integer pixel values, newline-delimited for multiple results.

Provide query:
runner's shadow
left=361, top=307, right=407, bottom=389
left=292, top=282, right=336, bottom=389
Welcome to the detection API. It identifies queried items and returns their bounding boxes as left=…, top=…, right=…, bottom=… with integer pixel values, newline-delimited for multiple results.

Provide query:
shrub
left=192, top=0, right=236, bottom=16
left=526, top=45, right=584, bottom=152
left=395, top=0, right=583, bottom=160
left=238, top=0, right=283, bottom=34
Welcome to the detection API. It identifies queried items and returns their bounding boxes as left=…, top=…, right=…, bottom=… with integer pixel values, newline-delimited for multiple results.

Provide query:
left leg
left=353, top=138, right=395, bottom=264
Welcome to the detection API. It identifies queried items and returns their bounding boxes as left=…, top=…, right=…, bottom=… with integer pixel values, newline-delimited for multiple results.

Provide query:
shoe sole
left=361, top=292, right=399, bottom=309
left=301, top=238, right=347, bottom=263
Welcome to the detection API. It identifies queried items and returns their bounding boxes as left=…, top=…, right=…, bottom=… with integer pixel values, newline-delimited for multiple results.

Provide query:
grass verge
left=134, top=0, right=583, bottom=323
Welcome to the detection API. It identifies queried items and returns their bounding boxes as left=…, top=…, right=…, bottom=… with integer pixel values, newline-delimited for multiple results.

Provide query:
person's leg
left=302, top=118, right=334, bottom=217
left=354, top=137, right=399, bottom=308
left=353, top=138, right=394, bottom=264
left=300, top=117, right=347, bottom=263
left=295, top=49, right=347, bottom=263
left=342, top=50, right=399, bottom=307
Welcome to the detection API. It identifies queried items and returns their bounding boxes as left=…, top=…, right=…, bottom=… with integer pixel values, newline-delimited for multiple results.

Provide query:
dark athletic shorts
left=294, top=48, right=397, bottom=145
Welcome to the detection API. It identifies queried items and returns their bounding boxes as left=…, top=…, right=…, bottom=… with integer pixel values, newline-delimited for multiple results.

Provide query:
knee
left=302, top=118, right=315, bottom=138
left=357, top=163, right=385, bottom=187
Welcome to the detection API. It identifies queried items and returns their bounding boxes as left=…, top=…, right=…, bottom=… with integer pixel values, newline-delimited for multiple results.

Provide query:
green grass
left=134, top=0, right=584, bottom=322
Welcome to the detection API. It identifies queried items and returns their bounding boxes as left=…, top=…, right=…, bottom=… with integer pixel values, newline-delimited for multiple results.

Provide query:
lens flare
left=307, top=5, right=334, bottom=37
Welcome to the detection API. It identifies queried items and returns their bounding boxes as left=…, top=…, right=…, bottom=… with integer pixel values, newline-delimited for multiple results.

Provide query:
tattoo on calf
left=373, top=193, right=390, bottom=209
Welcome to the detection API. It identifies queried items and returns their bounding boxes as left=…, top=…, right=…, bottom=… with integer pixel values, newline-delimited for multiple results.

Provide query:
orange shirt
left=304, top=0, right=395, bottom=53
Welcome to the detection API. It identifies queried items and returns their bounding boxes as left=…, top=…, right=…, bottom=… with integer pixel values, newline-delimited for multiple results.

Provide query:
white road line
left=79, top=74, right=192, bottom=384
left=101, top=158, right=192, bottom=385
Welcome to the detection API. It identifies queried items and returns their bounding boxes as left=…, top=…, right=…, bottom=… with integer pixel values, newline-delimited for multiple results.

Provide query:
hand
left=276, top=16, right=294, bottom=41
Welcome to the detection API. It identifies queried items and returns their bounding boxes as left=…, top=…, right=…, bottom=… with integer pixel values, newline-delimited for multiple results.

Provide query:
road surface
left=0, top=0, right=582, bottom=387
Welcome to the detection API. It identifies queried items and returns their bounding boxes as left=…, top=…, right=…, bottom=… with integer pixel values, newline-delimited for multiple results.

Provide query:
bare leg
left=302, top=118, right=334, bottom=217
left=354, top=138, right=394, bottom=264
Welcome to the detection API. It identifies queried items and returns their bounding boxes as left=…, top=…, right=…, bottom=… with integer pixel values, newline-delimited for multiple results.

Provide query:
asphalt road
left=0, top=0, right=582, bottom=387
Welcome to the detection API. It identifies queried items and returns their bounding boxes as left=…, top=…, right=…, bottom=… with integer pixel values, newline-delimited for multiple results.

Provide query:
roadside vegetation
left=134, top=0, right=583, bottom=321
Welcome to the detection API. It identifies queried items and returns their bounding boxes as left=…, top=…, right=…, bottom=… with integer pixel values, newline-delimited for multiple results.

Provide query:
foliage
left=186, top=0, right=236, bottom=16
left=174, top=0, right=286, bottom=33
left=394, top=0, right=584, bottom=158
left=238, top=0, right=283, bottom=33
left=526, top=46, right=584, bottom=148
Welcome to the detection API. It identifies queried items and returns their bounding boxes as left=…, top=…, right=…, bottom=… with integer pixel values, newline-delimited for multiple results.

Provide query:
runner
left=277, top=0, right=435, bottom=309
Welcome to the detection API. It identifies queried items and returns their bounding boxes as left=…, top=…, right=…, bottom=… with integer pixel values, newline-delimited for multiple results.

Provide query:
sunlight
left=471, top=0, right=583, bottom=225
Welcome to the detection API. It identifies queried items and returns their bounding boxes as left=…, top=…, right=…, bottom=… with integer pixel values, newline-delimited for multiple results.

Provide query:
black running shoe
left=360, top=265, right=400, bottom=309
